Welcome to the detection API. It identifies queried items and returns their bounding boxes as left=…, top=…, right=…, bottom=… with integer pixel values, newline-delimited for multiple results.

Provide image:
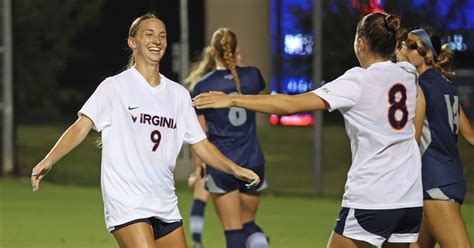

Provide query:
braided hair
left=211, top=28, right=242, bottom=94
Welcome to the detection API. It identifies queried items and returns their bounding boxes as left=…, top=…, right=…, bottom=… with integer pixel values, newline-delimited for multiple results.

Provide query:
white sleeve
left=181, top=92, right=207, bottom=144
left=312, top=68, right=363, bottom=112
left=78, top=78, right=115, bottom=132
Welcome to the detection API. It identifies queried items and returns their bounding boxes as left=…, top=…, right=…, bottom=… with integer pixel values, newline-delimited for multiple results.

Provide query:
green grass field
left=1, top=179, right=473, bottom=248
left=2, top=124, right=473, bottom=247
left=0, top=179, right=337, bottom=247
left=15, top=124, right=474, bottom=200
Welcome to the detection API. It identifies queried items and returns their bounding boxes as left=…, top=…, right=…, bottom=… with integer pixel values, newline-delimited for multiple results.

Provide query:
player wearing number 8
left=190, top=28, right=268, bottom=248
left=193, top=13, right=423, bottom=247
left=397, top=26, right=474, bottom=248
left=30, top=13, right=260, bottom=248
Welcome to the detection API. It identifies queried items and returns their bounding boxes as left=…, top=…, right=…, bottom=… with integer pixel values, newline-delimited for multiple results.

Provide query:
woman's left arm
left=191, top=139, right=260, bottom=186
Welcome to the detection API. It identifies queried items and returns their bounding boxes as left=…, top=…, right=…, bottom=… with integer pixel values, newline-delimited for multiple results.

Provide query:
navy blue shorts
left=424, top=181, right=466, bottom=205
left=205, top=165, right=267, bottom=194
left=113, top=217, right=182, bottom=240
left=334, top=207, right=422, bottom=246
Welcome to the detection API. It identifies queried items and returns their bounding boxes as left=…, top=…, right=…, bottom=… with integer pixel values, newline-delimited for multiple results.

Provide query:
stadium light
left=2, top=0, right=14, bottom=176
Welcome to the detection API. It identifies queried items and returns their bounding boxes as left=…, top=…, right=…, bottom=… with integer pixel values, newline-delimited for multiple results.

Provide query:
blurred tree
left=13, top=0, right=105, bottom=122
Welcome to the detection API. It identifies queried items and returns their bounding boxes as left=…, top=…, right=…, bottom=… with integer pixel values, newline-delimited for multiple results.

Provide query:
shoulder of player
left=396, top=61, right=417, bottom=73
left=237, top=66, right=260, bottom=75
left=419, top=69, right=454, bottom=93
left=161, top=74, right=190, bottom=94
left=192, top=70, right=219, bottom=92
left=109, top=68, right=136, bottom=86
left=336, top=66, right=366, bottom=82
left=95, top=75, right=118, bottom=91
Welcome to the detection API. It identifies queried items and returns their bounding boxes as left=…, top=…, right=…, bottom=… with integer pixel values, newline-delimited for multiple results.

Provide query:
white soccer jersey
left=313, top=61, right=422, bottom=209
left=78, top=67, right=206, bottom=230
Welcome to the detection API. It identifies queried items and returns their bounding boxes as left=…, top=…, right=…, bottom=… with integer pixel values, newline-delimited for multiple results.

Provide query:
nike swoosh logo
left=128, top=106, right=139, bottom=110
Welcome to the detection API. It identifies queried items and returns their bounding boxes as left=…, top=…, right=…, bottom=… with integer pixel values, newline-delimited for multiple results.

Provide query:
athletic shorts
left=424, top=181, right=466, bottom=205
left=204, top=165, right=267, bottom=194
left=334, top=207, right=422, bottom=247
left=112, top=217, right=183, bottom=240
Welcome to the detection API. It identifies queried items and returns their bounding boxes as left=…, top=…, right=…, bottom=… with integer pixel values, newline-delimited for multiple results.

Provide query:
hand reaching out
left=192, top=91, right=233, bottom=109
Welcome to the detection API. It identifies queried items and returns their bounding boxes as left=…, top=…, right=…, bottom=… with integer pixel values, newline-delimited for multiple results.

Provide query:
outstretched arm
left=191, top=139, right=260, bottom=186
left=193, top=91, right=329, bottom=115
left=459, top=107, right=474, bottom=148
left=31, top=115, right=93, bottom=191
left=414, top=86, right=426, bottom=144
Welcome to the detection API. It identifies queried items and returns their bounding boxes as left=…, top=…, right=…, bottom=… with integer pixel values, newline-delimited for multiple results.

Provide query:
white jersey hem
left=342, top=201, right=423, bottom=210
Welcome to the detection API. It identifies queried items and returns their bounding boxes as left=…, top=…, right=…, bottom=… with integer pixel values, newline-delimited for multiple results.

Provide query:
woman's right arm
left=31, top=115, right=94, bottom=191
left=193, top=91, right=329, bottom=115
left=459, top=107, right=474, bottom=148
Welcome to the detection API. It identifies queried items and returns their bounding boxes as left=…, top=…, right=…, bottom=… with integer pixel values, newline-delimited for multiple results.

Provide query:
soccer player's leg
left=240, top=193, right=268, bottom=248
left=111, top=219, right=156, bottom=248
left=154, top=222, right=187, bottom=248
left=410, top=215, right=435, bottom=248
left=420, top=182, right=471, bottom=248
left=239, top=166, right=268, bottom=248
left=423, top=200, right=471, bottom=248
left=207, top=172, right=246, bottom=248
left=190, top=177, right=209, bottom=247
left=327, top=231, right=375, bottom=248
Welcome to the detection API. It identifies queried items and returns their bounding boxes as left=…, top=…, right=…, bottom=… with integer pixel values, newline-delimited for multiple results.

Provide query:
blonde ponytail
left=211, top=28, right=241, bottom=94
left=434, top=44, right=455, bottom=81
left=185, top=46, right=215, bottom=91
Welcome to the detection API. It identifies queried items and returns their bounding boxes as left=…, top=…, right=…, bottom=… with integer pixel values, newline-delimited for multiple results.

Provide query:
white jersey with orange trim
left=313, top=61, right=422, bottom=209
left=79, top=67, right=206, bottom=230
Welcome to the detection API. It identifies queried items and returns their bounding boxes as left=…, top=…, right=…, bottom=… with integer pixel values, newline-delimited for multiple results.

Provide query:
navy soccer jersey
left=191, top=66, right=265, bottom=171
left=419, top=68, right=464, bottom=190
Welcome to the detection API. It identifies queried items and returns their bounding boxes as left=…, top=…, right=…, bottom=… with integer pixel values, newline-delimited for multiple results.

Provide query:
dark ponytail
left=357, top=12, right=404, bottom=59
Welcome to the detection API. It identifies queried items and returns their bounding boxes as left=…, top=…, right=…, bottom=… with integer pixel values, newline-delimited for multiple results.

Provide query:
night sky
left=59, top=0, right=204, bottom=103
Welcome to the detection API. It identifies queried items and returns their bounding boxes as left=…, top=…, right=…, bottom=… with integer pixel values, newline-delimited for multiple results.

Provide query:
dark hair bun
left=385, top=14, right=400, bottom=32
